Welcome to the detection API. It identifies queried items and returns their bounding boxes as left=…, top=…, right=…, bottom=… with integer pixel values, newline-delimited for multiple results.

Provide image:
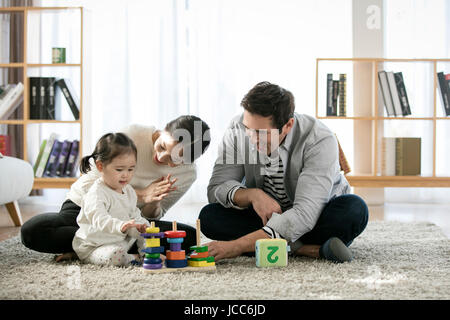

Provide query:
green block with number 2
left=255, top=239, right=288, bottom=267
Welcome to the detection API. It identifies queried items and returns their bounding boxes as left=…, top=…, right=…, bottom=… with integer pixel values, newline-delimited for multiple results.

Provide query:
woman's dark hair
left=80, top=132, right=137, bottom=174
left=241, top=81, right=295, bottom=130
left=164, top=115, right=210, bottom=164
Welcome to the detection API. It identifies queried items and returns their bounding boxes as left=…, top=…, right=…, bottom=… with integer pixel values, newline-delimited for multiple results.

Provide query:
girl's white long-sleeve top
left=72, top=178, right=150, bottom=260
left=66, top=124, right=197, bottom=220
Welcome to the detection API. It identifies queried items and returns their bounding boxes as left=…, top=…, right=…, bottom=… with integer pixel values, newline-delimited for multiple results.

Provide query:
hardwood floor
left=1, top=199, right=449, bottom=243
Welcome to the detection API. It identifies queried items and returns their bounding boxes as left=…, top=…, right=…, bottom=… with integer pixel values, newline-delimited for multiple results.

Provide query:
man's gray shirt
left=207, top=112, right=351, bottom=244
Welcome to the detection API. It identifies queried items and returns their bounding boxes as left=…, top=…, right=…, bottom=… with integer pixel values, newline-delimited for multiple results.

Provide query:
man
left=200, top=81, right=368, bottom=263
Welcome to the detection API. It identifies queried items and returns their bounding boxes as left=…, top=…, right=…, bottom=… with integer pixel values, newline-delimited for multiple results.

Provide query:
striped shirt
left=262, top=155, right=292, bottom=212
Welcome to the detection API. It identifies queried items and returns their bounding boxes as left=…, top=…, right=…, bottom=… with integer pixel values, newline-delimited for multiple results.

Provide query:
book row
left=34, top=133, right=79, bottom=178
left=29, top=77, right=80, bottom=120
left=326, top=73, right=347, bottom=116
left=381, top=137, right=421, bottom=176
left=378, top=71, right=411, bottom=117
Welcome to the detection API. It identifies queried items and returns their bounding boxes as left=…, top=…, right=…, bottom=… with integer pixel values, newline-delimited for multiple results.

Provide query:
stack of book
left=326, top=73, right=347, bottom=116
left=381, top=137, right=421, bottom=176
left=0, top=82, right=24, bottom=120
left=378, top=71, right=412, bottom=117
left=437, top=72, right=450, bottom=116
left=33, top=133, right=80, bottom=178
left=29, top=77, right=79, bottom=120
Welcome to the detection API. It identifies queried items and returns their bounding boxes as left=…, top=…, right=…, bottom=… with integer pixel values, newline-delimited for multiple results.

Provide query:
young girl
left=72, top=132, right=150, bottom=267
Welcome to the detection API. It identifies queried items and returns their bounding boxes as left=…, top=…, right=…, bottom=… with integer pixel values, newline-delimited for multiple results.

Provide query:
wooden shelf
left=346, top=175, right=450, bottom=188
left=1, top=6, right=84, bottom=189
left=33, top=177, right=78, bottom=189
left=316, top=57, right=450, bottom=188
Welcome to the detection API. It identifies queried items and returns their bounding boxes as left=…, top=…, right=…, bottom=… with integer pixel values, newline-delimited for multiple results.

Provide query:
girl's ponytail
left=80, top=154, right=94, bottom=174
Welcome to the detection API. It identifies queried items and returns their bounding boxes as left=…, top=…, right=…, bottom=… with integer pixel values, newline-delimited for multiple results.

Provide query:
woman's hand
left=250, top=189, right=282, bottom=225
left=120, top=220, right=147, bottom=233
left=141, top=174, right=177, bottom=204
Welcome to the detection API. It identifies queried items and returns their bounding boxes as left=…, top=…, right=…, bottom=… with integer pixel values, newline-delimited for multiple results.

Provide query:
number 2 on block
left=267, top=246, right=279, bottom=263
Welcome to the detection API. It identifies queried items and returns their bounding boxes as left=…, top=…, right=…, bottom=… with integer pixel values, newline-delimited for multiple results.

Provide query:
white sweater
left=72, top=178, right=150, bottom=260
left=66, top=124, right=197, bottom=219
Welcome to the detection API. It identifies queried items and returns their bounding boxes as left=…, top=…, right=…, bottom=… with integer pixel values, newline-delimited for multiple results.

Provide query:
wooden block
left=165, top=230, right=186, bottom=238
left=145, top=253, right=160, bottom=259
left=165, top=259, right=188, bottom=268
left=189, top=251, right=209, bottom=259
left=146, top=238, right=160, bottom=247
left=141, top=246, right=165, bottom=254
left=143, top=263, right=163, bottom=270
left=187, top=260, right=210, bottom=267
left=146, top=227, right=160, bottom=233
left=140, top=232, right=165, bottom=238
left=167, top=237, right=184, bottom=244
left=142, top=265, right=216, bottom=274
left=188, top=256, right=215, bottom=262
left=189, top=245, right=208, bottom=253
left=166, top=250, right=186, bottom=260
left=255, top=239, right=288, bottom=267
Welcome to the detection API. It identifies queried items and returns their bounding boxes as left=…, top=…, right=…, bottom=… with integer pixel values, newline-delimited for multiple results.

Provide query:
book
left=29, top=77, right=40, bottom=119
left=395, top=137, right=421, bottom=176
left=0, top=135, right=11, bottom=156
left=378, top=71, right=395, bottom=116
left=35, top=133, right=58, bottom=178
left=386, top=71, right=403, bottom=117
left=0, top=82, right=24, bottom=120
left=381, top=137, right=396, bottom=176
left=326, top=74, right=334, bottom=116
left=446, top=74, right=450, bottom=95
left=38, top=78, right=46, bottom=119
left=64, top=140, right=79, bottom=177
left=44, top=140, right=63, bottom=177
left=437, top=72, right=450, bottom=116
left=332, top=80, right=339, bottom=116
left=56, top=78, right=80, bottom=120
left=394, top=72, right=411, bottom=116
left=338, top=74, right=347, bottom=117
left=45, top=77, right=56, bottom=120
left=55, top=140, right=72, bottom=177
left=33, top=139, right=47, bottom=175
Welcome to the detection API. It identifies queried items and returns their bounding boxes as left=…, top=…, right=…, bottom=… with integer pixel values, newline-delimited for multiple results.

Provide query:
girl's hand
left=141, top=174, right=178, bottom=204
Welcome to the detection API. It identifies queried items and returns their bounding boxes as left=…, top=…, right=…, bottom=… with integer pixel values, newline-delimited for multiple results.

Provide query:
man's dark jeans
left=199, top=194, right=369, bottom=247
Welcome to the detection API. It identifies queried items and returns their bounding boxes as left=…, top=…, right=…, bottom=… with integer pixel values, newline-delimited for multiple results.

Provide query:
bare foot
left=54, top=252, right=78, bottom=262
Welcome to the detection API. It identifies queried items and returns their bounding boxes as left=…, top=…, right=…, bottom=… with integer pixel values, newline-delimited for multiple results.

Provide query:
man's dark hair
left=241, top=81, right=295, bottom=129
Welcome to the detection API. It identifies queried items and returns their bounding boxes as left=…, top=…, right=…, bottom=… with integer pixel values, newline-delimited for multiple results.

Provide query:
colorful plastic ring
left=145, top=227, right=160, bottom=233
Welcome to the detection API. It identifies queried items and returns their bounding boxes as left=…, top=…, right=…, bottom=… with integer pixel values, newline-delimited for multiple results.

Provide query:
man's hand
left=206, top=240, right=241, bottom=261
left=250, top=189, right=282, bottom=225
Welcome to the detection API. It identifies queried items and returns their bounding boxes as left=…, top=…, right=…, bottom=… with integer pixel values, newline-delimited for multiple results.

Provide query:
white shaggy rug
left=0, top=221, right=449, bottom=300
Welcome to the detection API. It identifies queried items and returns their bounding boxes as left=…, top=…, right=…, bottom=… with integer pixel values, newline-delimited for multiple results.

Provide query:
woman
left=21, top=115, right=210, bottom=261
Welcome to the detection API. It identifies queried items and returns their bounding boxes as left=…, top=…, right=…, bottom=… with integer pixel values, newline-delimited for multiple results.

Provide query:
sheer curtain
left=384, top=0, right=450, bottom=203
left=38, top=0, right=352, bottom=204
